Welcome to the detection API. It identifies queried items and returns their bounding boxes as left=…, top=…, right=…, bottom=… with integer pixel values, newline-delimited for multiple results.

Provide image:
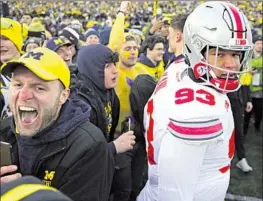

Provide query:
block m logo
left=53, top=38, right=63, bottom=45
left=24, top=52, right=44, bottom=60
left=44, top=170, right=55, bottom=181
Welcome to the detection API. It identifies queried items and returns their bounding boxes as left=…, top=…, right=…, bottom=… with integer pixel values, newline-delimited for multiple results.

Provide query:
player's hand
left=119, top=1, right=131, bottom=14
left=113, top=131, right=136, bottom=154
left=0, top=165, right=22, bottom=184
left=245, top=102, right=253, bottom=113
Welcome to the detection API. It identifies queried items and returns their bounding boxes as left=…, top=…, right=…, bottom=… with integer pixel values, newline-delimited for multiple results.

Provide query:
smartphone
left=121, top=118, right=131, bottom=133
left=0, top=141, right=13, bottom=167
left=128, top=118, right=131, bottom=131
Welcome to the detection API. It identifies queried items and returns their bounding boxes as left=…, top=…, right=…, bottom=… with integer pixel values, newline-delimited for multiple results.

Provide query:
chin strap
left=187, top=68, right=207, bottom=84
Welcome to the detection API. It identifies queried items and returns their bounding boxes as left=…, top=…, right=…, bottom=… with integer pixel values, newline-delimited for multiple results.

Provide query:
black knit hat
left=59, top=27, right=79, bottom=46
left=253, top=35, right=262, bottom=43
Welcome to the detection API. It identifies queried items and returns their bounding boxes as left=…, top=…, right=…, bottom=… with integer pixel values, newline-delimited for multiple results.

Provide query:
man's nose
left=110, top=64, right=118, bottom=74
left=223, top=55, right=237, bottom=70
left=66, top=49, right=72, bottom=56
left=19, top=87, right=34, bottom=100
left=130, top=48, right=137, bottom=54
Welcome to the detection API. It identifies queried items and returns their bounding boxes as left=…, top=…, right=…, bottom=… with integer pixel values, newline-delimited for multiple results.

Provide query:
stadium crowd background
left=2, top=1, right=262, bottom=39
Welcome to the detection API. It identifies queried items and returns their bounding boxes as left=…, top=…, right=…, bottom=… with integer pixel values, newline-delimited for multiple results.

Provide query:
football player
left=137, top=1, right=253, bottom=201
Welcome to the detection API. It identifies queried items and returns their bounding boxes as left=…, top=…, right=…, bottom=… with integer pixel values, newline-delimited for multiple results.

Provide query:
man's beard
left=15, top=97, right=61, bottom=136
left=37, top=99, right=61, bottom=134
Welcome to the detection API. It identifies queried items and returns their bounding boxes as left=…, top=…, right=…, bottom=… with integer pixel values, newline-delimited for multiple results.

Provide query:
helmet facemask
left=195, top=43, right=254, bottom=93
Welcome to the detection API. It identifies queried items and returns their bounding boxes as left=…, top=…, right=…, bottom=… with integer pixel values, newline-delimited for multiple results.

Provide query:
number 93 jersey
left=138, top=61, right=235, bottom=201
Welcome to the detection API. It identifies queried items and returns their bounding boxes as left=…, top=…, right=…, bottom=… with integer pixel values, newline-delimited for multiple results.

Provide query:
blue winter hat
left=84, top=28, right=100, bottom=40
left=45, top=37, right=71, bottom=52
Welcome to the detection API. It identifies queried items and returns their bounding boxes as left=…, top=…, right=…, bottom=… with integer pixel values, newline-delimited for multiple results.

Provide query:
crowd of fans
left=2, top=1, right=262, bottom=38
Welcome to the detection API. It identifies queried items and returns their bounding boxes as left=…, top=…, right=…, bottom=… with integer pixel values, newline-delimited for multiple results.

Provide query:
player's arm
left=158, top=132, right=208, bottom=201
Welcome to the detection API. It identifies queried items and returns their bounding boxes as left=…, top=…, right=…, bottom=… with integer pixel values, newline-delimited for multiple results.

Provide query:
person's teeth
left=19, top=106, right=36, bottom=111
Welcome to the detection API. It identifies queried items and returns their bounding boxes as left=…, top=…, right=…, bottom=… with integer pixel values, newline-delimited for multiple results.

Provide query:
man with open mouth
left=45, top=36, right=73, bottom=66
left=0, top=47, right=112, bottom=201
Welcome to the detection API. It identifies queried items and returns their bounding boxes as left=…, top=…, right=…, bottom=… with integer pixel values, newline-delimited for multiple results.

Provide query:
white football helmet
left=183, top=1, right=253, bottom=92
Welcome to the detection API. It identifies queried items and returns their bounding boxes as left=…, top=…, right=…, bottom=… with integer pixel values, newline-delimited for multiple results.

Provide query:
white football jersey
left=138, top=60, right=235, bottom=201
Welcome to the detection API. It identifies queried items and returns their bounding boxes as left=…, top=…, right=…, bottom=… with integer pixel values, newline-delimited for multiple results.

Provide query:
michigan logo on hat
left=45, top=37, right=72, bottom=52
left=1, top=47, right=70, bottom=88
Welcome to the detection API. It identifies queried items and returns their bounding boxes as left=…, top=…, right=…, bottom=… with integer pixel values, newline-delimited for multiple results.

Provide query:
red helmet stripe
left=228, top=4, right=244, bottom=39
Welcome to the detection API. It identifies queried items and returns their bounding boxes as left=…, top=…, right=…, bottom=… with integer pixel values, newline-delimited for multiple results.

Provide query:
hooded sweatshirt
left=76, top=44, right=118, bottom=137
left=77, top=44, right=112, bottom=91
left=12, top=99, right=91, bottom=176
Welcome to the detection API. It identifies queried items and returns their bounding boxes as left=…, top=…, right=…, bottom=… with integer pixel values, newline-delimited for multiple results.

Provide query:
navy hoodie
left=76, top=44, right=115, bottom=122
left=12, top=99, right=91, bottom=176
left=77, top=44, right=113, bottom=92
left=73, top=44, right=120, bottom=145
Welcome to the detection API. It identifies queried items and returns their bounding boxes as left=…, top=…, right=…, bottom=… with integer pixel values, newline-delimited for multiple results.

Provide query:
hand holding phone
left=113, top=130, right=135, bottom=154
left=0, top=165, right=21, bottom=184
left=0, top=142, right=21, bottom=184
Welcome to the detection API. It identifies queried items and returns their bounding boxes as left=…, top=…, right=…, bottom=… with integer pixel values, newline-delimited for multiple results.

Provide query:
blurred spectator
left=244, top=35, right=263, bottom=135
left=20, top=13, right=32, bottom=26
left=85, top=28, right=100, bottom=45
left=0, top=18, right=23, bottom=119
left=136, top=35, right=165, bottom=81
left=27, top=18, right=46, bottom=40
left=45, top=36, right=73, bottom=65
left=59, top=27, right=81, bottom=64
left=23, top=37, right=42, bottom=52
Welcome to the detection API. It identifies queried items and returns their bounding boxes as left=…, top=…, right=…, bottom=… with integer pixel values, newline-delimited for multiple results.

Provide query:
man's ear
left=59, top=88, right=70, bottom=105
left=146, top=47, right=151, bottom=55
left=176, top=31, right=183, bottom=42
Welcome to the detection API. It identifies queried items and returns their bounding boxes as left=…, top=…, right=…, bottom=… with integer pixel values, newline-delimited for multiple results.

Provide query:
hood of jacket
left=76, top=44, right=114, bottom=91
